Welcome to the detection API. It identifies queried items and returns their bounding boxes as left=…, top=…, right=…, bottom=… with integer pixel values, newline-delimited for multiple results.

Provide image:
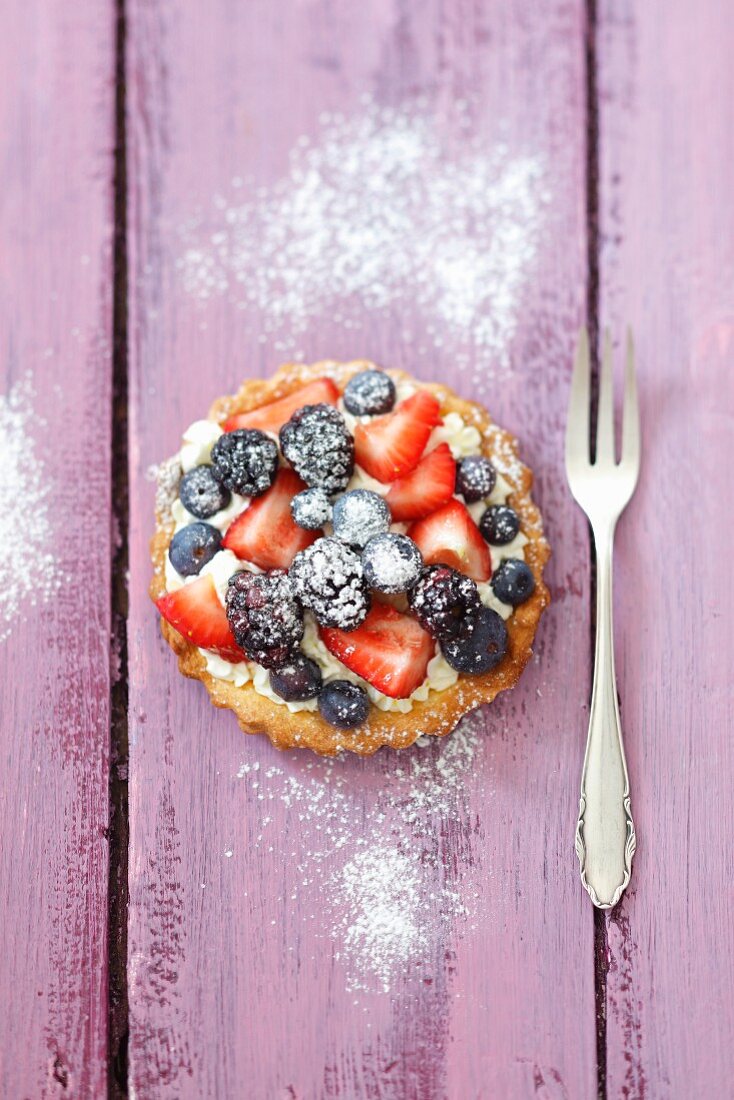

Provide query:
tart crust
left=150, top=361, right=550, bottom=756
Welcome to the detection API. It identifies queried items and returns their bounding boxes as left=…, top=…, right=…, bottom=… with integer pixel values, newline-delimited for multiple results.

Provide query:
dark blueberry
left=179, top=464, right=232, bottom=519
left=290, top=487, right=332, bottom=531
left=279, top=404, right=354, bottom=494
left=440, top=606, right=508, bottom=674
left=210, top=429, right=278, bottom=497
left=318, top=680, right=370, bottom=729
left=290, top=537, right=369, bottom=630
left=343, top=369, right=396, bottom=416
left=362, top=533, right=423, bottom=594
left=479, top=504, right=520, bottom=546
left=225, top=569, right=304, bottom=669
left=455, top=455, right=497, bottom=503
left=269, top=653, right=323, bottom=702
left=491, top=558, right=535, bottom=606
left=168, top=522, right=222, bottom=577
left=408, top=564, right=481, bottom=640
left=332, top=490, right=391, bottom=548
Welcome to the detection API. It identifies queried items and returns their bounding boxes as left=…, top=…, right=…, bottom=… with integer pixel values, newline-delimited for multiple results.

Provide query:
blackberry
left=408, top=564, right=481, bottom=640
left=290, top=537, right=369, bottom=630
left=479, top=504, right=520, bottom=546
left=362, top=533, right=423, bottom=594
left=455, top=455, right=497, bottom=503
left=332, top=490, right=390, bottom=548
left=491, top=558, right=535, bottom=606
left=269, top=653, right=323, bottom=702
left=179, top=464, right=231, bottom=519
left=210, top=429, right=278, bottom=497
left=343, top=369, right=396, bottom=416
left=318, top=680, right=370, bottom=729
left=290, top=487, right=332, bottom=531
left=440, top=606, right=508, bottom=674
left=225, top=569, right=304, bottom=669
left=168, top=522, right=222, bottom=577
left=279, top=404, right=354, bottom=494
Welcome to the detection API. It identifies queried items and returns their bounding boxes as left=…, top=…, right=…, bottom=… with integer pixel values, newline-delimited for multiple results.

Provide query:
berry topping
left=362, top=533, right=423, bottom=594
left=225, top=569, right=304, bottom=669
left=156, top=574, right=244, bottom=662
left=343, top=369, right=396, bottom=416
left=269, top=653, right=323, bottom=702
left=408, top=564, right=481, bottom=640
left=210, top=429, right=278, bottom=497
left=479, top=504, right=521, bottom=546
left=440, top=606, right=508, bottom=674
left=320, top=603, right=435, bottom=699
left=168, top=522, right=222, bottom=577
left=223, top=377, right=339, bottom=434
left=455, top=455, right=497, bottom=503
left=280, top=404, right=355, bottom=494
left=222, top=468, right=318, bottom=571
left=179, top=464, right=232, bottom=519
left=490, top=558, right=536, bottom=606
left=318, top=680, right=370, bottom=729
left=290, top=487, right=332, bottom=531
left=408, top=499, right=491, bottom=583
left=290, top=537, right=369, bottom=630
left=385, top=442, right=456, bottom=521
left=353, top=390, right=442, bottom=483
left=332, top=489, right=391, bottom=548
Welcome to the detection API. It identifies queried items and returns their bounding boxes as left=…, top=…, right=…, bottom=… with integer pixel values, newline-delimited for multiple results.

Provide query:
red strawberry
left=385, top=442, right=456, bottom=522
left=320, top=603, right=435, bottom=699
left=223, top=378, right=339, bottom=434
left=222, top=467, right=317, bottom=570
left=353, top=390, right=442, bottom=483
left=408, top=499, right=491, bottom=582
left=156, top=575, right=244, bottom=662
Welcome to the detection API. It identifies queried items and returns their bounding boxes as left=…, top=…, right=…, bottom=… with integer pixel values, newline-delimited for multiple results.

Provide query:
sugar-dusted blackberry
left=491, top=558, right=535, bottom=606
left=440, top=606, right=508, bottom=674
left=279, top=404, right=354, bottom=494
left=318, top=680, right=370, bottom=729
left=290, top=487, right=332, bottom=531
left=332, top=489, right=390, bottom=548
left=455, top=455, right=497, bottom=503
left=479, top=503, right=520, bottom=546
left=343, top=369, right=396, bottom=416
left=168, top=522, right=222, bottom=576
left=210, top=428, right=278, bottom=497
left=362, top=533, right=423, bottom=594
left=225, top=569, right=304, bottom=669
left=290, top=537, right=369, bottom=630
left=179, top=464, right=232, bottom=519
left=408, top=564, right=481, bottom=640
left=269, top=652, right=323, bottom=702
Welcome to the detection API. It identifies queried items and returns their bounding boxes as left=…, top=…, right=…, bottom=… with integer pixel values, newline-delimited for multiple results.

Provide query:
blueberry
left=332, top=490, right=391, bottom=548
left=455, top=455, right=497, bottom=503
left=179, top=464, right=232, bottom=519
left=210, top=429, right=278, bottom=497
left=440, top=606, right=508, bottom=674
left=362, top=533, right=423, bottom=594
left=280, top=404, right=354, bottom=494
left=479, top=504, right=520, bottom=546
left=290, top=487, right=332, bottom=531
left=491, top=558, right=535, bottom=606
left=408, top=564, right=481, bottom=639
left=318, top=680, right=370, bottom=729
left=343, top=370, right=396, bottom=416
left=168, top=522, right=222, bottom=576
left=269, top=653, right=323, bottom=701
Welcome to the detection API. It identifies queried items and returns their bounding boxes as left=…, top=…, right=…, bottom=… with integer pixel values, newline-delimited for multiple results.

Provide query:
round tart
left=151, top=361, right=550, bottom=756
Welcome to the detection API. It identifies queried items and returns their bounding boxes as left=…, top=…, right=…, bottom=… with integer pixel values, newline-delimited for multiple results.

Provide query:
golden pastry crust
left=150, top=361, right=550, bottom=756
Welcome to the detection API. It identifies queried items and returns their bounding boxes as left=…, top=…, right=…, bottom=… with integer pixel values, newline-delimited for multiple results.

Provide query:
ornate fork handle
left=575, top=518, right=636, bottom=909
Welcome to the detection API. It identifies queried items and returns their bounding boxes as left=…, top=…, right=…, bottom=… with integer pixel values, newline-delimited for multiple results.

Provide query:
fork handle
left=575, top=522, right=636, bottom=908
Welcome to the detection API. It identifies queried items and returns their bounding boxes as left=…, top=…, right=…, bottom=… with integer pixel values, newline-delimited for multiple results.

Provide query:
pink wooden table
left=1, top=1, right=732, bottom=1096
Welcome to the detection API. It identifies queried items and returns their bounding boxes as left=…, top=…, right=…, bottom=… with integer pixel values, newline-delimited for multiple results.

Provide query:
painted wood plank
left=596, top=1, right=734, bottom=1095
left=0, top=2, right=115, bottom=1097
left=126, top=2, right=595, bottom=1095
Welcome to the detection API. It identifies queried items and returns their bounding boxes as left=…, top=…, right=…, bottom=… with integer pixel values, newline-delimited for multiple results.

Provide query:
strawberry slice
left=156, top=575, right=244, bottom=661
left=223, top=378, right=339, bottom=434
left=385, top=442, right=456, bottom=522
left=408, top=499, right=491, bottom=582
left=353, top=390, right=442, bottom=483
left=320, top=603, right=435, bottom=699
left=222, top=467, right=317, bottom=570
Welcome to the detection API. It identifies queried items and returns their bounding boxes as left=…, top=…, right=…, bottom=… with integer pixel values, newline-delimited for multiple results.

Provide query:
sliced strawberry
left=408, top=499, right=491, bottom=582
left=385, top=442, right=456, bottom=522
left=156, top=575, right=244, bottom=661
left=222, top=467, right=317, bottom=570
left=224, top=378, right=339, bottom=434
left=320, top=603, right=435, bottom=699
left=353, top=390, right=442, bottom=483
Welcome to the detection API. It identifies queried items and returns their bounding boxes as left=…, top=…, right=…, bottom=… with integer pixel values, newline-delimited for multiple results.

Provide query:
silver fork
left=565, top=327, right=640, bottom=909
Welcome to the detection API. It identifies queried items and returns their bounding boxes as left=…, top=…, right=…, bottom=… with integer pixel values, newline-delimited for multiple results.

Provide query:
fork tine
left=621, top=327, right=641, bottom=482
left=595, top=328, right=616, bottom=464
left=565, top=326, right=591, bottom=475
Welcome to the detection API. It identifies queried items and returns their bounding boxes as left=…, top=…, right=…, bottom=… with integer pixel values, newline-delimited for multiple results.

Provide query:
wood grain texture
left=126, top=1, right=595, bottom=1096
left=596, top=0, right=734, bottom=1094
left=0, top=2, right=115, bottom=1097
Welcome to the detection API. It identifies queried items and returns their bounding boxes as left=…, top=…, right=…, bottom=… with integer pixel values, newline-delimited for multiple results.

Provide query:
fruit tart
left=151, top=361, right=550, bottom=756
